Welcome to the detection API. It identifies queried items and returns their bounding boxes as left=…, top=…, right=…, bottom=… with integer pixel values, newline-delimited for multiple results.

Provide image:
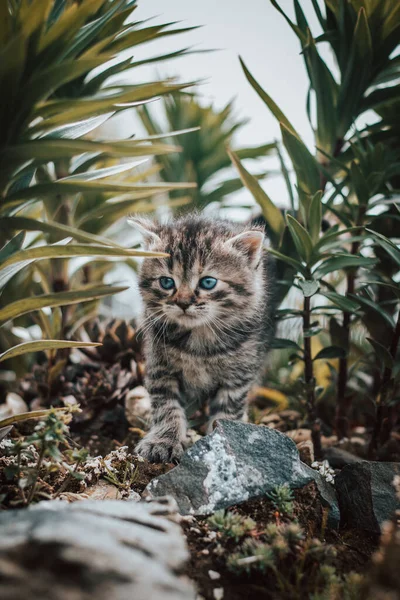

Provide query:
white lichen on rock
left=195, top=432, right=263, bottom=515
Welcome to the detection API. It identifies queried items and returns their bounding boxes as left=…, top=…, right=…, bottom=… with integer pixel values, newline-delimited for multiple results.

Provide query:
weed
left=207, top=510, right=256, bottom=541
left=267, top=483, right=295, bottom=517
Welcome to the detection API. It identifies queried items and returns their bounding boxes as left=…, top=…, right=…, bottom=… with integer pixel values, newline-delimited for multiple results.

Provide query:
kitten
left=130, top=214, right=275, bottom=463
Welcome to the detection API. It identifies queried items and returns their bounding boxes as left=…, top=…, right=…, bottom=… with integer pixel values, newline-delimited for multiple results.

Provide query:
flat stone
left=145, top=420, right=339, bottom=527
left=336, top=462, right=400, bottom=533
left=0, top=497, right=195, bottom=600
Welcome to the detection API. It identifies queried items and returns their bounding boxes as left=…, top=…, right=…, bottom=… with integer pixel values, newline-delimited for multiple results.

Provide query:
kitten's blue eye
left=159, top=277, right=175, bottom=290
left=199, top=277, right=217, bottom=290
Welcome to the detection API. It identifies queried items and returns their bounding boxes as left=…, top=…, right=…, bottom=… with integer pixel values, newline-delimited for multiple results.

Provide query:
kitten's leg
left=207, top=382, right=251, bottom=433
left=135, top=376, right=187, bottom=463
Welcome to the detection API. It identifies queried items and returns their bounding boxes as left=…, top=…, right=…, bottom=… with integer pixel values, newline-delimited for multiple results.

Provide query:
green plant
left=230, top=0, right=400, bottom=455
left=267, top=483, right=295, bottom=517
left=102, top=457, right=138, bottom=490
left=139, top=93, right=276, bottom=212
left=207, top=509, right=256, bottom=541
left=1, top=406, right=77, bottom=505
left=0, top=0, right=197, bottom=376
left=226, top=521, right=349, bottom=598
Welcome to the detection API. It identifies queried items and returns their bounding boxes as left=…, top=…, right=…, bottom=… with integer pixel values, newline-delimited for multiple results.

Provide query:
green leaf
left=228, top=148, right=284, bottom=246
left=0, top=243, right=168, bottom=271
left=286, top=214, right=314, bottom=264
left=280, top=123, right=321, bottom=204
left=298, top=279, right=319, bottom=297
left=304, top=32, right=338, bottom=153
left=367, top=338, right=394, bottom=369
left=308, top=190, right=323, bottom=244
left=366, top=229, right=400, bottom=267
left=5, top=140, right=180, bottom=162
left=314, top=346, right=347, bottom=361
left=0, top=285, right=128, bottom=323
left=0, top=340, right=101, bottom=363
left=0, top=217, right=122, bottom=248
left=350, top=161, right=370, bottom=205
left=267, top=248, right=308, bottom=276
left=4, top=179, right=196, bottom=207
left=349, top=294, right=395, bottom=329
left=303, top=325, right=323, bottom=338
left=239, top=57, right=300, bottom=138
left=269, top=1, right=307, bottom=45
left=337, top=7, right=373, bottom=136
left=314, top=255, right=377, bottom=278
left=0, top=232, right=25, bottom=262
left=321, top=291, right=360, bottom=312
left=0, top=409, right=68, bottom=430
left=19, top=58, right=105, bottom=110
left=271, top=338, right=302, bottom=350
left=235, top=142, right=276, bottom=160
left=315, top=226, right=361, bottom=252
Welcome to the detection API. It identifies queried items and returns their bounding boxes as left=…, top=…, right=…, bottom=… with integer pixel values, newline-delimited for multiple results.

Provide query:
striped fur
left=131, top=214, right=276, bottom=463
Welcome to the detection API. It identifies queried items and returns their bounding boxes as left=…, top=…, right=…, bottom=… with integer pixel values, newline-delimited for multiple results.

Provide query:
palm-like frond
left=0, top=0, right=198, bottom=368
left=138, top=94, right=276, bottom=211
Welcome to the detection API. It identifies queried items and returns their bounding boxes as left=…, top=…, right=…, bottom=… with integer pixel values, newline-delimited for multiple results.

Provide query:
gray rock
left=336, top=461, right=400, bottom=533
left=322, top=447, right=363, bottom=469
left=0, top=497, right=195, bottom=600
left=146, top=420, right=339, bottom=527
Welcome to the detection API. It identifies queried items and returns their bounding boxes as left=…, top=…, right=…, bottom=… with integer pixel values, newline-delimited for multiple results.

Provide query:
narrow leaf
left=228, top=148, right=284, bottom=246
left=286, top=214, right=314, bottom=264
left=314, top=346, right=347, bottom=360
left=0, top=340, right=101, bottom=363
left=0, top=285, right=128, bottom=323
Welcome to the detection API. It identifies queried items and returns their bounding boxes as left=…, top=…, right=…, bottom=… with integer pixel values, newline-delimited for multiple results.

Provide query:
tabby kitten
left=130, top=214, right=275, bottom=463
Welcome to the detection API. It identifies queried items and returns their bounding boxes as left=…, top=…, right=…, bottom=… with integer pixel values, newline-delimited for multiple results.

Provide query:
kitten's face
left=132, top=216, right=265, bottom=330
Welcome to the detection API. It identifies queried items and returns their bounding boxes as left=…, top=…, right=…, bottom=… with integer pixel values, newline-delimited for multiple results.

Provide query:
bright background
left=122, top=0, right=322, bottom=207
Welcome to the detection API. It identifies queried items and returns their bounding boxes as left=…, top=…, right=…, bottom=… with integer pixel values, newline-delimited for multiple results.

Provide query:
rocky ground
left=1, top=330, right=400, bottom=599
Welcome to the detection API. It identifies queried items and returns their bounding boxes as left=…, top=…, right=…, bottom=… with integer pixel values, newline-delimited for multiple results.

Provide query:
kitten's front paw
left=135, top=434, right=184, bottom=464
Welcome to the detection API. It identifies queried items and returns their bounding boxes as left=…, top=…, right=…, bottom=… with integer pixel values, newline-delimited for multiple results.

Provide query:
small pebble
left=181, top=515, right=196, bottom=523
left=208, top=570, right=221, bottom=580
left=190, top=527, right=201, bottom=534
left=213, top=588, right=224, bottom=600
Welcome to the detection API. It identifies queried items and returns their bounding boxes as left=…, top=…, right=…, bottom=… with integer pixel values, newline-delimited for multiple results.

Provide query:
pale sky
left=126, top=0, right=323, bottom=210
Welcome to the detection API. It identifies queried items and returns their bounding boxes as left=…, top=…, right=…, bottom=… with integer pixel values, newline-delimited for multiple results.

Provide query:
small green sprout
left=267, top=483, right=295, bottom=517
left=207, top=510, right=256, bottom=541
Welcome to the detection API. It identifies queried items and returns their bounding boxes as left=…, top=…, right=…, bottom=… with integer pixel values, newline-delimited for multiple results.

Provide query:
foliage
left=230, top=0, right=400, bottom=455
left=138, top=94, right=276, bottom=212
left=0, top=0, right=198, bottom=375
left=267, top=483, right=295, bottom=517
left=223, top=517, right=362, bottom=599
left=0, top=406, right=79, bottom=505
left=207, top=509, right=256, bottom=541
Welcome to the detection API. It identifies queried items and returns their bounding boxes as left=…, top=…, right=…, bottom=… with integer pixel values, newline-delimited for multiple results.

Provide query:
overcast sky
left=126, top=1, right=326, bottom=210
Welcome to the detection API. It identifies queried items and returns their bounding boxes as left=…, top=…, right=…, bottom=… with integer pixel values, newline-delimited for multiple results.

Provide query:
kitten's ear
left=226, top=230, right=265, bottom=265
left=127, top=216, right=161, bottom=247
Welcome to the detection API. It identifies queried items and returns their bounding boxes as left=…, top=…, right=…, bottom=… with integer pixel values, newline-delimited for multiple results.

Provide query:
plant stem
left=303, top=295, right=322, bottom=459
left=54, top=459, right=81, bottom=497
left=26, top=440, right=46, bottom=505
left=335, top=209, right=365, bottom=439
left=368, top=310, right=400, bottom=458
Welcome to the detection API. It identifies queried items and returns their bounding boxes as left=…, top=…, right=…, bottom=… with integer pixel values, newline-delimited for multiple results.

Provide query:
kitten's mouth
left=170, top=311, right=204, bottom=327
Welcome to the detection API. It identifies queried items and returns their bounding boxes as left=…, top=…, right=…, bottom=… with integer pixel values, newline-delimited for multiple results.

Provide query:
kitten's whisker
left=204, top=316, right=226, bottom=347
left=139, top=311, right=166, bottom=337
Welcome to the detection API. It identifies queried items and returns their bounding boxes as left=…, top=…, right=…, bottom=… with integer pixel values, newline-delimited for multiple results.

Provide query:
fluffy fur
left=131, top=214, right=276, bottom=462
